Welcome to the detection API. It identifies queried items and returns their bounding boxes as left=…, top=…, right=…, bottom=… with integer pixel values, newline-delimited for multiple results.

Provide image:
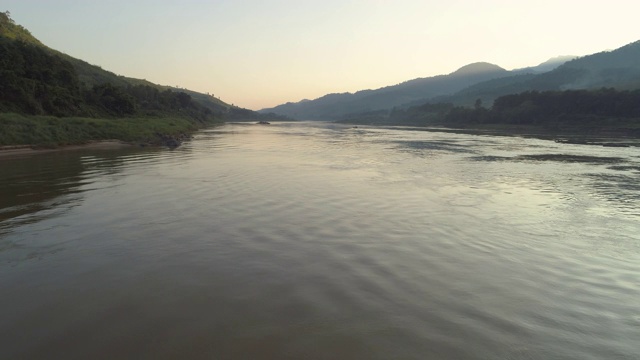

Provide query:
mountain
left=344, top=40, right=640, bottom=132
left=260, top=62, right=508, bottom=120
left=266, top=40, right=640, bottom=122
left=512, top=55, right=577, bottom=75
left=0, top=11, right=250, bottom=118
left=0, top=11, right=282, bottom=146
left=440, top=41, right=640, bottom=107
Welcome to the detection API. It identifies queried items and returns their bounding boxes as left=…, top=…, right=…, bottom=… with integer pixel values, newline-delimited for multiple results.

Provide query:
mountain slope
left=0, top=11, right=234, bottom=117
left=50, top=52, right=233, bottom=114
left=0, top=11, right=281, bottom=146
left=266, top=40, right=640, bottom=121
left=441, top=41, right=640, bottom=107
left=260, top=62, right=509, bottom=120
left=512, top=55, right=577, bottom=74
left=0, top=11, right=42, bottom=45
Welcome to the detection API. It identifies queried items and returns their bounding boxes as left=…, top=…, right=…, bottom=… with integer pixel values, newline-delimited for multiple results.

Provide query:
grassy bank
left=0, top=113, right=221, bottom=147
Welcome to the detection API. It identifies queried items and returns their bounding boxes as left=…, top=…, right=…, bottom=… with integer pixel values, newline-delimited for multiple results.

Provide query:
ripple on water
left=1, top=123, right=639, bottom=359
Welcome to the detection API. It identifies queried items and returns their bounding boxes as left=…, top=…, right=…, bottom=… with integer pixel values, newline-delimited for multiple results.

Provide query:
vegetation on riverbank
left=340, top=88, right=640, bottom=139
left=0, top=11, right=278, bottom=147
left=0, top=113, right=213, bottom=147
left=445, top=88, right=640, bottom=125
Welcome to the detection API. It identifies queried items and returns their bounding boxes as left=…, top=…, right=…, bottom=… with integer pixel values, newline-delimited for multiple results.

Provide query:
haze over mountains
left=261, top=62, right=508, bottom=120
left=261, top=40, right=640, bottom=121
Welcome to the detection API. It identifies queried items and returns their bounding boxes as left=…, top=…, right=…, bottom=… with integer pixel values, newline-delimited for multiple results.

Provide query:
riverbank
left=0, top=140, right=136, bottom=158
left=421, top=124, right=640, bottom=147
left=0, top=113, right=222, bottom=152
left=346, top=120, right=640, bottom=147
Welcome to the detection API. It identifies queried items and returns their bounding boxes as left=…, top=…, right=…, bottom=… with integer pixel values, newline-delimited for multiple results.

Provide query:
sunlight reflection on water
left=1, top=122, right=639, bottom=359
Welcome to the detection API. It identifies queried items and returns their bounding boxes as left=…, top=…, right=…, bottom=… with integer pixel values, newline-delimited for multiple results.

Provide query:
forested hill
left=438, top=40, right=640, bottom=107
left=0, top=11, right=42, bottom=45
left=0, top=11, right=288, bottom=146
left=0, top=11, right=262, bottom=121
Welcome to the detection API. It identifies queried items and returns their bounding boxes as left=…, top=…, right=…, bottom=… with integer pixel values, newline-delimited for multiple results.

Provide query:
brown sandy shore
left=0, top=140, right=135, bottom=159
left=375, top=125, right=640, bottom=147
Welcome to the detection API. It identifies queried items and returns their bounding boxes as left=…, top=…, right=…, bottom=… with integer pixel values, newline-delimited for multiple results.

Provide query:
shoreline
left=421, top=126, right=640, bottom=147
left=345, top=122, right=640, bottom=147
left=2, top=124, right=639, bottom=160
left=0, top=140, right=136, bottom=159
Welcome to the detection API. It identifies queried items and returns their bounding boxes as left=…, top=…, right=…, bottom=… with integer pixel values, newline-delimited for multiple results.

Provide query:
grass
left=0, top=113, right=221, bottom=147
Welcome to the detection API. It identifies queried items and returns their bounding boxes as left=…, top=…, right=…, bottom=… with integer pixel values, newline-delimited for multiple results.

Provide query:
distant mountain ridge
left=437, top=40, right=640, bottom=107
left=260, top=62, right=509, bottom=120
left=512, top=55, right=577, bottom=74
left=262, top=41, right=640, bottom=120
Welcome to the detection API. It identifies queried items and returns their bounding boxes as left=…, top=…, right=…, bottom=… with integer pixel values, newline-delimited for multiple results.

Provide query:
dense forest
left=0, top=11, right=288, bottom=146
left=342, top=88, right=640, bottom=136
left=0, top=35, right=215, bottom=122
left=445, top=89, right=640, bottom=129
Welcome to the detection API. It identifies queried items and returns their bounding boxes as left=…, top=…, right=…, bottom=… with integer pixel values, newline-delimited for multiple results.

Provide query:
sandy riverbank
left=0, top=140, right=135, bottom=159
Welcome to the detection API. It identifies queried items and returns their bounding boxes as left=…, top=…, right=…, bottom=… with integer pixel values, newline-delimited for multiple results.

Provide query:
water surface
left=1, top=122, right=639, bottom=359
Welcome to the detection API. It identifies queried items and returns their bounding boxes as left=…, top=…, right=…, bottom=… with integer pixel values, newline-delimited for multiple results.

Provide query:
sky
left=4, top=0, right=640, bottom=110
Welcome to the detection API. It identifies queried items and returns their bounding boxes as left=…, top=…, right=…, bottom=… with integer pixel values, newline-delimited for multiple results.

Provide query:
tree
left=1, top=11, right=14, bottom=24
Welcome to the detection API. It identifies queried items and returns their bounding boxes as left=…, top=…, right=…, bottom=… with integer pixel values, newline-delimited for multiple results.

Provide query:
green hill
left=0, top=11, right=273, bottom=146
left=0, top=11, right=42, bottom=45
left=0, top=11, right=231, bottom=115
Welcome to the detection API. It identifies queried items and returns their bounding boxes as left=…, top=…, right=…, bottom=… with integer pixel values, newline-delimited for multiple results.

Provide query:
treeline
left=388, top=103, right=455, bottom=125
left=444, top=89, right=640, bottom=127
left=0, top=36, right=215, bottom=122
left=349, top=88, right=640, bottom=131
left=0, top=11, right=40, bottom=45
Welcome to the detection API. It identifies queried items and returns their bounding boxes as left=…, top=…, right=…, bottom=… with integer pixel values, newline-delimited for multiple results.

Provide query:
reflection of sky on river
left=1, top=122, right=639, bottom=360
left=0, top=147, right=166, bottom=263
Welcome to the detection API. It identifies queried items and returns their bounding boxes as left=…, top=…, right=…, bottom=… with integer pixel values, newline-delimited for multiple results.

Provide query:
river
left=1, top=122, right=639, bottom=359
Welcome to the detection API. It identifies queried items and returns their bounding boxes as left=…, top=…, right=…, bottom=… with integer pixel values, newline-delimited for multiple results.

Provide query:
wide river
left=1, top=122, right=639, bottom=359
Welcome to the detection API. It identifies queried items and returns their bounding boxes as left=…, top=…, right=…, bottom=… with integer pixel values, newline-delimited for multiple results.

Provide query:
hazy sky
left=4, top=1, right=640, bottom=109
